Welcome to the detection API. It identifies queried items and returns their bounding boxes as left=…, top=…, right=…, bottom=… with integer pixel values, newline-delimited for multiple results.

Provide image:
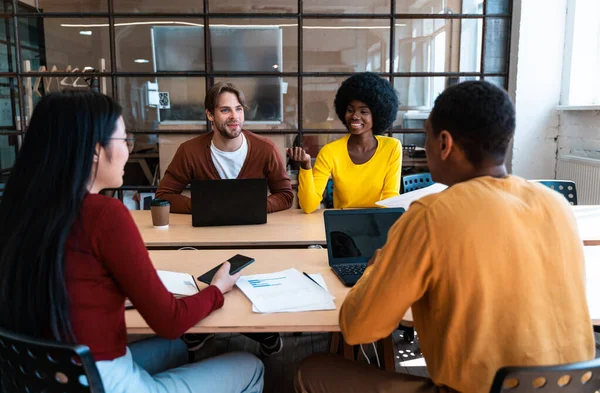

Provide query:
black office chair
left=533, top=180, right=578, bottom=205
left=402, top=173, right=434, bottom=193
left=0, top=327, right=105, bottom=393
left=323, top=179, right=334, bottom=208
left=489, top=358, right=600, bottom=393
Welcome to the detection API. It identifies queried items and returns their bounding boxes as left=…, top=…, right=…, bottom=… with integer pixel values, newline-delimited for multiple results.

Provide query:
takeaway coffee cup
left=150, top=199, right=170, bottom=229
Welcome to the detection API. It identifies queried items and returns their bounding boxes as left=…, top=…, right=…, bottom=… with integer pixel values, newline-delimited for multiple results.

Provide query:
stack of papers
left=236, top=268, right=336, bottom=313
left=376, top=183, right=448, bottom=210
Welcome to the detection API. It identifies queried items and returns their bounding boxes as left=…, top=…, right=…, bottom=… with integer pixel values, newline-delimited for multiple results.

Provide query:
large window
left=0, top=0, right=512, bottom=189
left=561, top=0, right=600, bottom=107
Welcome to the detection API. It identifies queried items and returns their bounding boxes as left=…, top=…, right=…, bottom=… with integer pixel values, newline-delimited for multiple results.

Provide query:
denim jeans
left=96, top=337, right=264, bottom=393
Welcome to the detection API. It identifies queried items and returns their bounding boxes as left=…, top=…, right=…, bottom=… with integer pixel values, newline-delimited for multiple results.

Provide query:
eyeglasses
left=111, top=133, right=135, bottom=153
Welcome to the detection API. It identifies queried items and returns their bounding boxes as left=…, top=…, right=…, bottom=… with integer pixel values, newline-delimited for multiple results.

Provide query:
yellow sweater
left=340, top=175, right=594, bottom=393
left=298, top=134, right=402, bottom=213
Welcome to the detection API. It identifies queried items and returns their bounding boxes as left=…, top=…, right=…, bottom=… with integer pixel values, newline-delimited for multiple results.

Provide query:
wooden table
left=131, top=209, right=326, bottom=249
left=132, top=205, right=600, bottom=249
left=126, top=247, right=599, bottom=335
left=573, top=205, right=600, bottom=246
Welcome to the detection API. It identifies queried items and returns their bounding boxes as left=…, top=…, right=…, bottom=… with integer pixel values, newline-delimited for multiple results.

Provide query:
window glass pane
left=392, top=133, right=428, bottom=174
left=118, top=77, right=206, bottom=130
left=393, top=76, right=479, bottom=127
left=0, top=18, right=16, bottom=73
left=303, top=76, right=346, bottom=131
left=21, top=17, right=111, bottom=71
left=304, top=0, right=389, bottom=14
left=115, top=0, right=203, bottom=13
left=210, top=0, right=296, bottom=13
left=396, top=0, right=486, bottom=14
left=394, top=18, right=482, bottom=73
left=483, top=17, right=509, bottom=73
left=487, top=0, right=510, bottom=14
left=300, top=133, right=346, bottom=160
left=484, top=76, right=506, bottom=89
left=396, top=0, right=483, bottom=14
left=0, top=134, right=18, bottom=172
left=303, top=19, right=390, bottom=72
left=212, top=77, right=297, bottom=130
left=209, top=19, right=297, bottom=72
left=29, top=0, right=107, bottom=13
left=115, top=19, right=204, bottom=72
left=0, top=78, right=20, bottom=129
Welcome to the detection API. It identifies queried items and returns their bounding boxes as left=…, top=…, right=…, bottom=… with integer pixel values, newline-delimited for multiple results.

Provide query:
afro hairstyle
left=334, top=72, right=399, bottom=135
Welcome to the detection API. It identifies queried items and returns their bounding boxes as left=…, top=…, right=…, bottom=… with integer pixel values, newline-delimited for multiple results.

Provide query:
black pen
left=303, top=271, right=325, bottom=290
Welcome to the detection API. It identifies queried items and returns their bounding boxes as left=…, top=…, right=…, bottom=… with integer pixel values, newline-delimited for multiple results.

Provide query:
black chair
left=0, top=327, right=105, bottom=393
left=533, top=180, right=578, bottom=205
left=402, top=173, right=434, bottom=193
left=489, top=358, right=600, bottom=393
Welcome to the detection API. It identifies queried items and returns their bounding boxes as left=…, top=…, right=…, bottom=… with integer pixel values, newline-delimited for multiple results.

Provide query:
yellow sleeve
left=339, top=202, right=434, bottom=344
left=380, top=140, right=402, bottom=200
left=297, top=147, right=332, bottom=214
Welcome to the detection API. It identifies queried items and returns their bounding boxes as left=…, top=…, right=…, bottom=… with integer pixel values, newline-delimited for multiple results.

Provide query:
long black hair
left=0, top=90, right=122, bottom=342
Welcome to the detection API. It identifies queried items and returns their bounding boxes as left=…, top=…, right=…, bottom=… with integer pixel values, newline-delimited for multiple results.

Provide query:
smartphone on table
left=197, top=254, right=255, bottom=285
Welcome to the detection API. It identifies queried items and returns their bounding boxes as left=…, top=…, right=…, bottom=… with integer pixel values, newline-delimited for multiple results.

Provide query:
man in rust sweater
left=156, top=82, right=290, bottom=355
left=155, top=82, right=293, bottom=214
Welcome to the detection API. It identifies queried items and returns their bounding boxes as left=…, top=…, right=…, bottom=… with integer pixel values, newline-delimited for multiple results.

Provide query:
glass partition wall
left=0, top=0, right=512, bottom=202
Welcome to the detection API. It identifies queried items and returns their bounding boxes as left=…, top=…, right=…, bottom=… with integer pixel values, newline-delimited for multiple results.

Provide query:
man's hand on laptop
left=211, top=262, right=242, bottom=294
left=367, top=249, right=381, bottom=267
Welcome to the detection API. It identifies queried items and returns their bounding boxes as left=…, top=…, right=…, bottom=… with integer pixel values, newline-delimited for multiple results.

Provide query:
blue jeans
left=96, top=337, right=264, bottom=393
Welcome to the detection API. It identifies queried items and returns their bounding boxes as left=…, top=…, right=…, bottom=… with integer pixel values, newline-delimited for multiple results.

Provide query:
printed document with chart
left=236, top=268, right=336, bottom=313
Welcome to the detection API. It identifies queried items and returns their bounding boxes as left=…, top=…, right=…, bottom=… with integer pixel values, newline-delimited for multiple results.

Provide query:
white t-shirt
left=210, top=133, right=249, bottom=179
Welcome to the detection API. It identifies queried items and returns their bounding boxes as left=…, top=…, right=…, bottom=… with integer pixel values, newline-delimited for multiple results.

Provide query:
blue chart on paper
left=247, top=277, right=286, bottom=288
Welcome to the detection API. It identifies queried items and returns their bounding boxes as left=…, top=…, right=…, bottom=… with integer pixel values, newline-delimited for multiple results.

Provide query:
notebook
left=125, top=270, right=199, bottom=309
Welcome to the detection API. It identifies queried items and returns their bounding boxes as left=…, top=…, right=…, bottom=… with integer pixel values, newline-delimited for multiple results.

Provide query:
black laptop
left=191, top=178, right=268, bottom=227
left=324, top=208, right=405, bottom=286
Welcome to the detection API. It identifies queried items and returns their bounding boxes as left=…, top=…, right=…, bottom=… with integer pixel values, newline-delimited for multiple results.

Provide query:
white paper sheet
left=584, top=247, right=600, bottom=320
left=376, top=183, right=448, bottom=210
left=251, top=274, right=335, bottom=313
left=237, top=268, right=335, bottom=314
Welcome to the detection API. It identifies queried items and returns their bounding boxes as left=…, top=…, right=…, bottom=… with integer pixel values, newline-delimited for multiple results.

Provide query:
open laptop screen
left=324, top=208, right=405, bottom=265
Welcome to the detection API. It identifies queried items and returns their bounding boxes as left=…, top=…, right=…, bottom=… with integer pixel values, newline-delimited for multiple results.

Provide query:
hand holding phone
left=210, top=262, right=241, bottom=294
left=198, top=254, right=255, bottom=285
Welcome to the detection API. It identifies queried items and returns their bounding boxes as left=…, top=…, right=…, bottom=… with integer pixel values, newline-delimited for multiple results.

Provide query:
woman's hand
left=210, top=262, right=241, bottom=294
left=286, top=147, right=312, bottom=170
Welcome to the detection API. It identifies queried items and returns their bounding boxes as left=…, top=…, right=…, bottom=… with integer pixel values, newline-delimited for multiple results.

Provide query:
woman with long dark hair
left=0, top=90, right=263, bottom=393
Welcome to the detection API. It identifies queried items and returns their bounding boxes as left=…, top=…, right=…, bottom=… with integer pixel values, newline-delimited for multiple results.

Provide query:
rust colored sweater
left=340, top=175, right=594, bottom=393
left=156, top=130, right=293, bottom=214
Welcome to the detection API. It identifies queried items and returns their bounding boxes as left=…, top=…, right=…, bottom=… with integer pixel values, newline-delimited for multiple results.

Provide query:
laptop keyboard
left=335, top=264, right=367, bottom=276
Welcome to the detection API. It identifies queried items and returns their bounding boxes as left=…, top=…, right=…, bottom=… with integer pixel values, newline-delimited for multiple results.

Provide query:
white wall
left=558, top=110, right=600, bottom=159
left=509, top=0, right=568, bottom=179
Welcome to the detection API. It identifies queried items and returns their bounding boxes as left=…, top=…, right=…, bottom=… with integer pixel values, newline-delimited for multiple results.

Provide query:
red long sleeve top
left=65, top=193, right=224, bottom=361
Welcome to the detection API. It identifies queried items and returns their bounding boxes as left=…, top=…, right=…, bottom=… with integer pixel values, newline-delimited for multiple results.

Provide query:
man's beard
left=215, top=122, right=242, bottom=139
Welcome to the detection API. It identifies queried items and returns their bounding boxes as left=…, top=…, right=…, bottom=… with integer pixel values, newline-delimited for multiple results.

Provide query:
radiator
left=556, top=155, right=600, bottom=205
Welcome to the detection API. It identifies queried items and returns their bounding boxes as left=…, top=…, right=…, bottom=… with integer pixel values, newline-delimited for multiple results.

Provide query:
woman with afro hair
left=288, top=72, right=402, bottom=213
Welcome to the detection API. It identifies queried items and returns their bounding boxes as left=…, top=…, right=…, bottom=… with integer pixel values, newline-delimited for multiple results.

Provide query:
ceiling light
left=79, top=30, right=92, bottom=35
left=134, top=59, right=150, bottom=63
left=272, top=64, right=279, bottom=69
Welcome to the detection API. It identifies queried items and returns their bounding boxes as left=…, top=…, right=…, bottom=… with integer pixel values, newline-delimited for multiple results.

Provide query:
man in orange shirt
left=295, top=81, right=595, bottom=393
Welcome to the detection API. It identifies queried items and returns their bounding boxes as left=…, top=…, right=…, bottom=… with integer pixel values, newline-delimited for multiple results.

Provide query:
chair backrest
left=533, top=180, right=578, bottom=205
left=402, top=173, right=434, bottom=193
left=323, top=179, right=334, bottom=208
left=489, top=358, right=600, bottom=393
left=0, top=327, right=105, bottom=393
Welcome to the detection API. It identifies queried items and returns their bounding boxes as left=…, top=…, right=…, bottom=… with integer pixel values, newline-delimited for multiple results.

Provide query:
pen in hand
left=303, top=271, right=325, bottom=290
